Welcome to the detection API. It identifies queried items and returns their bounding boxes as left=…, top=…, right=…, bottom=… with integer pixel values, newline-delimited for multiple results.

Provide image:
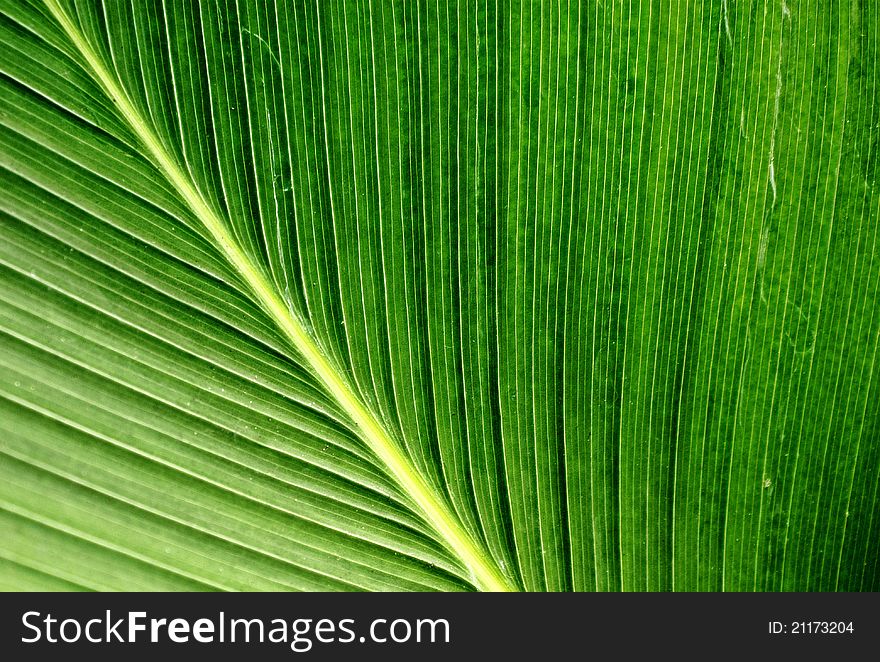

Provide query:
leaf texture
left=0, top=0, right=878, bottom=592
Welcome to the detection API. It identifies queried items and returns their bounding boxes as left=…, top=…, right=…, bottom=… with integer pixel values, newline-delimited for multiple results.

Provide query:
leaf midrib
left=43, top=0, right=516, bottom=593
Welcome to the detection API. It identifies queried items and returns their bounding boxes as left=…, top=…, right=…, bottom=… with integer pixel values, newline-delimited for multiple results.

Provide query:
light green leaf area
left=0, top=0, right=877, bottom=592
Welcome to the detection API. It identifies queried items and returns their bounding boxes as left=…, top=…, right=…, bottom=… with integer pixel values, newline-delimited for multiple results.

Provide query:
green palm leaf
left=0, top=0, right=877, bottom=592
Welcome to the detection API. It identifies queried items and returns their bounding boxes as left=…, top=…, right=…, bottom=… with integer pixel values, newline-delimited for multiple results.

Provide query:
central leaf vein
left=43, top=0, right=516, bottom=593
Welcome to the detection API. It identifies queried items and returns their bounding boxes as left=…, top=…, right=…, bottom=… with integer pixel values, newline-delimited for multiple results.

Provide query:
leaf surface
left=0, top=0, right=877, bottom=591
